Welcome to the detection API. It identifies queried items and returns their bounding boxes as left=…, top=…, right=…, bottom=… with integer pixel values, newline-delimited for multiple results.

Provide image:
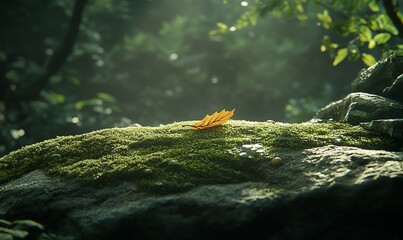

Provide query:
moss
left=0, top=120, right=397, bottom=193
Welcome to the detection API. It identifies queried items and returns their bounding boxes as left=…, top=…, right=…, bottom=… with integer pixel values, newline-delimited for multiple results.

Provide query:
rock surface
left=383, top=73, right=403, bottom=101
left=313, top=92, right=403, bottom=125
left=352, top=54, right=403, bottom=102
left=313, top=55, right=403, bottom=142
left=1, top=145, right=402, bottom=239
left=361, top=119, right=403, bottom=141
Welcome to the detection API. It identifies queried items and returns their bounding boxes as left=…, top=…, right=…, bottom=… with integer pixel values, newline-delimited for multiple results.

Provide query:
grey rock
left=1, top=146, right=403, bottom=240
left=352, top=54, right=403, bottom=102
left=313, top=92, right=403, bottom=124
left=383, top=74, right=403, bottom=101
left=361, top=119, right=403, bottom=140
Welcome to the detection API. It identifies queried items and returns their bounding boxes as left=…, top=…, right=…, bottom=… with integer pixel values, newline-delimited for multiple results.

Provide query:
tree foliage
left=216, top=0, right=403, bottom=66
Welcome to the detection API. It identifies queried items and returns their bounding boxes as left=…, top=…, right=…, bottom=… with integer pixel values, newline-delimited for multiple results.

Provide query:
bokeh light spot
left=211, top=76, right=219, bottom=84
left=169, top=53, right=178, bottom=61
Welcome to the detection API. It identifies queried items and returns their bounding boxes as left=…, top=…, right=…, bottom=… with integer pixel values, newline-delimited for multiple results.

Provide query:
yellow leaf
left=191, top=109, right=235, bottom=130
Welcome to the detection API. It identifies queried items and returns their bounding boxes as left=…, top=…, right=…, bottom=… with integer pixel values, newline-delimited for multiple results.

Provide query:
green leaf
left=330, top=43, right=338, bottom=48
left=75, top=99, right=100, bottom=110
left=216, top=22, right=228, bottom=32
left=321, top=35, right=339, bottom=53
left=97, top=92, right=115, bottom=103
left=12, top=220, right=44, bottom=231
left=0, top=227, right=28, bottom=238
left=362, top=53, right=377, bottom=66
left=249, top=12, right=258, bottom=26
left=209, top=30, right=219, bottom=36
left=384, top=21, right=398, bottom=35
left=41, top=91, right=65, bottom=105
left=235, top=18, right=248, bottom=29
left=296, top=4, right=304, bottom=13
left=376, top=16, right=385, bottom=30
left=75, top=101, right=86, bottom=110
left=373, top=33, right=391, bottom=44
left=333, top=48, right=348, bottom=66
left=359, top=26, right=372, bottom=42
left=0, top=233, right=13, bottom=240
left=0, top=220, right=12, bottom=227
left=368, top=39, right=376, bottom=49
left=368, top=1, right=380, bottom=12
left=317, top=10, right=332, bottom=29
left=297, top=14, right=308, bottom=21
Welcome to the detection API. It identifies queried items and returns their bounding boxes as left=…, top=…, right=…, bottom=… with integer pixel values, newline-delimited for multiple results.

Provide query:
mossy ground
left=0, top=120, right=397, bottom=193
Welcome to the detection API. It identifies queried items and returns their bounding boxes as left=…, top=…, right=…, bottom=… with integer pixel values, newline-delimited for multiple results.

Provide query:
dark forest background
left=1, top=0, right=402, bottom=156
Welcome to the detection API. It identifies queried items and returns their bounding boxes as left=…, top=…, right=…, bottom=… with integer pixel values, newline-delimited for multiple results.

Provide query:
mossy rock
left=0, top=120, right=397, bottom=193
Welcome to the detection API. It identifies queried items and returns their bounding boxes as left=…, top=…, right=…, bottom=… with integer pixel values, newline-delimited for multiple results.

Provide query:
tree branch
left=24, top=0, right=88, bottom=100
left=382, top=0, right=403, bottom=40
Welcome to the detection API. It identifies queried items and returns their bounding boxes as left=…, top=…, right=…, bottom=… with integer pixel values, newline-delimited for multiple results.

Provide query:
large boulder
left=1, top=146, right=403, bottom=239
left=352, top=54, right=403, bottom=102
left=313, top=92, right=403, bottom=125
left=0, top=121, right=402, bottom=239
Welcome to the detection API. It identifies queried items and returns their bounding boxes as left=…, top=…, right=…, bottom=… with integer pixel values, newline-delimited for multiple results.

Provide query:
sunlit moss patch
left=0, top=120, right=397, bottom=193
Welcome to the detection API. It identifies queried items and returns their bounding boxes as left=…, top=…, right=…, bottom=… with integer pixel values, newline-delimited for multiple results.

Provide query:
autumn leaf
left=191, top=109, right=235, bottom=130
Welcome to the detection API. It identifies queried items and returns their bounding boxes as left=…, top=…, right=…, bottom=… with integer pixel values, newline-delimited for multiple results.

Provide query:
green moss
left=0, top=120, right=397, bottom=193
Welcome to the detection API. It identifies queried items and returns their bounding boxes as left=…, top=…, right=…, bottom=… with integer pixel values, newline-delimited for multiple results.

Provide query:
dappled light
left=1, top=0, right=402, bottom=155
left=0, top=0, right=402, bottom=154
left=0, top=1, right=402, bottom=239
